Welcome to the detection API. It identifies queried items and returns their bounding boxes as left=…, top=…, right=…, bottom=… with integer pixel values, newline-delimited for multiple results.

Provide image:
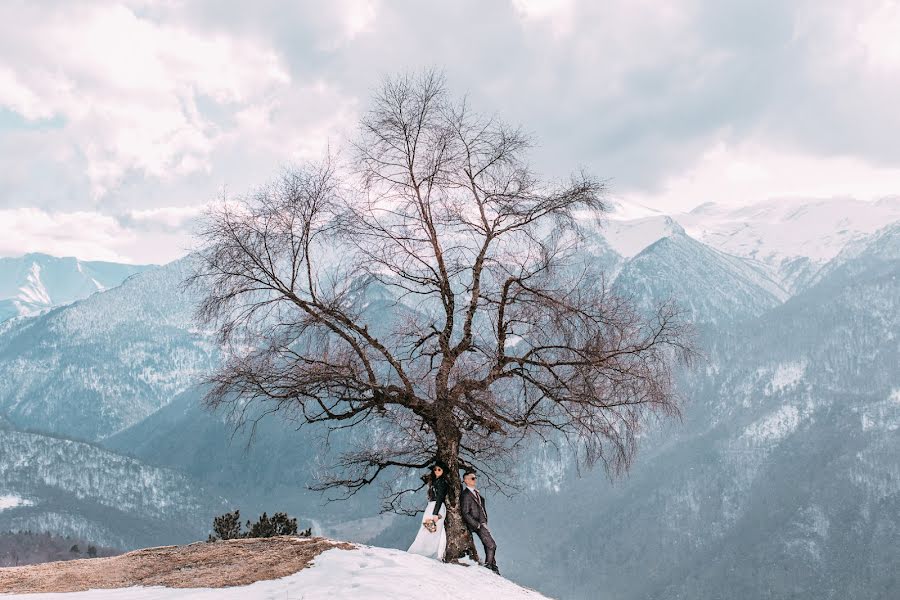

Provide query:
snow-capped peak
left=606, top=197, right=665, bottom=221
left=597, top=214, right=686, bottom=258
left=596, top=195, right=900, bottom=292
left=0, top=253, right=151, bottom=322
left=19, top=262, right=52, bottom=305
left=674, top=196, right=900, bottom=265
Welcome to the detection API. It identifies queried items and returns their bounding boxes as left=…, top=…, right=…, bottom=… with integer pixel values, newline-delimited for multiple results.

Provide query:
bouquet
left=422, top=514, right=441, bottom=532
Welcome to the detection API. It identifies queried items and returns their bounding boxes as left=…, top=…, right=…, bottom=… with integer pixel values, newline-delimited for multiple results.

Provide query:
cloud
left=0, top=2, right=291, bottom=198
left=0, top=208, right=137, bottom=262
left=125, top=205, right=207, bottom=230
left=0, top=0, right=898, bottom=263
left=624, top=140, right=900, bottom=211
left=511, top=0, right=576, bottom=36
left=0, top=204, right=213, bottom=264
left=320, top=0, right=378, bottom=50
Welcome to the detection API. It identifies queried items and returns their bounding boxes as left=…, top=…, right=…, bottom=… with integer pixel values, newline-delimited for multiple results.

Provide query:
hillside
left=0, top=531, right=118, bottom=567
left=0, top=537, right=549, bottom=599
left=0, top=254, right=151, bottom=323
left=0, top=430, right=227, bottom=549
left=0, top=198, right=897, bottom=598
left=611, top=228, right=786, bottom=324
left=0, top=256, right=217, bottom=440
left=672, top=196, right=900, bottom=292
left=486, top=219, right=900, bottom=599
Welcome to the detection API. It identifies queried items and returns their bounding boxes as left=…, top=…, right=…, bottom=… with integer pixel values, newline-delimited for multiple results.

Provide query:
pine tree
left=209, top=510, right=243, bottom=541
left=208, top=509, right=306, bottom=541
left=271, top=512, right=299, bottom=536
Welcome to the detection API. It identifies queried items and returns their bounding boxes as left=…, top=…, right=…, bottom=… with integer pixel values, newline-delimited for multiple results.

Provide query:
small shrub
left=209, top=510, right=243, bottom=542
left=246, top=512, right=298, bottom=538
left=87, top=545, right=97, bottom=558
left=69, top=544, right=80, bottom=554
left=208, top=509, right=308, bottom=542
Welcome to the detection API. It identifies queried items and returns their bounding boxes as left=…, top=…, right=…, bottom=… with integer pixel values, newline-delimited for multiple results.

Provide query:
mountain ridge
left=0, top=428, right=227, bottom=549
left=0, top=253, right=153, bottom=323
left=0, top=197, right=897, bottom=598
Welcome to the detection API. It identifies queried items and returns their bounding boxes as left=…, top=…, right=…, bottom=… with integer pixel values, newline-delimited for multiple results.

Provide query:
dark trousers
left=474, top=524, right=497, bottom=566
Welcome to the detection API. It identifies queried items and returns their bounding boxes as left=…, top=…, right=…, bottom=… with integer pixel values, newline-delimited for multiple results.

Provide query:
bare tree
left=190, top=71, right=695, bottom=560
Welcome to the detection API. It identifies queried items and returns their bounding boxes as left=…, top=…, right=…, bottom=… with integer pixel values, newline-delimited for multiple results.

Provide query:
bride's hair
left=420, top=460, right=448, bottom=485
left=430, top=459, right=449, bottom=479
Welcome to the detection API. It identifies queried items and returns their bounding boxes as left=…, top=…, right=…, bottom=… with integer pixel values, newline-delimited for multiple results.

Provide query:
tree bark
left=434, top=421, right=479, bottom=562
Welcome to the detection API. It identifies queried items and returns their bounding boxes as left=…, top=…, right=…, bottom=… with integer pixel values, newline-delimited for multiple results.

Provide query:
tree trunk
left=434, top=422, right=479, bottom=562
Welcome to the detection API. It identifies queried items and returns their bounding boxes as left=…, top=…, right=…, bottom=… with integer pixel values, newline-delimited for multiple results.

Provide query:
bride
left=407, top=460, right=449, bottom=560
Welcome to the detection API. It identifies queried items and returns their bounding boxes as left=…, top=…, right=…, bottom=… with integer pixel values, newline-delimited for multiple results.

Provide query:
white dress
left=407, top=500, right=447, bottom=560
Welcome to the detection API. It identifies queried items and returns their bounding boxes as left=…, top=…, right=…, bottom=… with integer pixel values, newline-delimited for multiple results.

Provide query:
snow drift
left=0, top=536, right=550, bottom=599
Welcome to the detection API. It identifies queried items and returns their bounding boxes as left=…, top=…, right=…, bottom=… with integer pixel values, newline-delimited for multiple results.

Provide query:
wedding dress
left=407, top=499, right=447, bottom=560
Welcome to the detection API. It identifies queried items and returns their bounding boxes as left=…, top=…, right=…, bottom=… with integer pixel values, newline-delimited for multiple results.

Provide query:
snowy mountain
left=0, top=253, right=151, bottom=323
left=0, top=256, right=218, bottom=441
left=603, top=196, right=900, bottom=293
left=0, top=429, right=226, bottom=550
left=672, top=196, right=900, bottom=292
left=0, top=197, right=897, bottom=598
left=591, top=213, right=680, bottom=260
left=483, top=220, right=900, bottom=599
left=611, top=225, right=787, bottom=324
left=103, top=386, right=376, bottom=533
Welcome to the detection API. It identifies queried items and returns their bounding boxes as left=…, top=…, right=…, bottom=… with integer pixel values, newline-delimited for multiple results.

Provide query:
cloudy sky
left=1, top=0, right=899, bottom=264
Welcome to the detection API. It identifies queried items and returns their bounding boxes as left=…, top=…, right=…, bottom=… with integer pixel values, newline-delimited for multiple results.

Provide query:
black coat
left=428, top=476, right=449, bottom=516
left=460, top=486, right=488, bottom=531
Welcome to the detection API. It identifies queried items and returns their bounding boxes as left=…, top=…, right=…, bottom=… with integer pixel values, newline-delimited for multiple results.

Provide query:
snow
left=597, top=215, right=684, bottom=258
left=767, top=360, right=807, bottom=395
left=741, top=405, right=803, bottom=445
left=0, top=494, right=32, bottom=511
left=674, top=196, right=900, bottom=267
left=19, top=263, right=51, bottom=305
left=605, top=198, right=664, bottom=221
left=858, top=388, right=900, bottom=432
left=3, top=545, right=551, bottom=599
left=0, top=254, right=150, bottom=323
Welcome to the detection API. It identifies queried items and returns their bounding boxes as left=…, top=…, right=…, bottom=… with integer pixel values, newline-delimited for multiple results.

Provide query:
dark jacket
left=460, top=486, right=488, bottom=531
left=428, top=476, right=449, bottom=516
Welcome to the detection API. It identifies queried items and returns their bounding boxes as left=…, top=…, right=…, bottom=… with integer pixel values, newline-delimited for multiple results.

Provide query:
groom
left=460, top=469, right=498, bottom=574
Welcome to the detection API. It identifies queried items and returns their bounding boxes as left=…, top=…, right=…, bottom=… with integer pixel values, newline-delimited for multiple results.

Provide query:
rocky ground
left=0, top=536, right=351, bottom=594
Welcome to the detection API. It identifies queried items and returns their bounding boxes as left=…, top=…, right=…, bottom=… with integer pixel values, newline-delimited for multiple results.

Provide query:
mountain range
left=0, top=253, right=151, bottom=323
left=494, top=219, right=899, bottom=599
left=0, top=196, right=897, bottom=599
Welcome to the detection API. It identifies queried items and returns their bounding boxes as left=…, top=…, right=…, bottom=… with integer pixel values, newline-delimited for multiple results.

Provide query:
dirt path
left=0, top=536, right=354, bottom=594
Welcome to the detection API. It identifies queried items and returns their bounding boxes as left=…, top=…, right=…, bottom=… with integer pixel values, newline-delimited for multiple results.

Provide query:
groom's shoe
left=487, top=563, right=500, bottom=574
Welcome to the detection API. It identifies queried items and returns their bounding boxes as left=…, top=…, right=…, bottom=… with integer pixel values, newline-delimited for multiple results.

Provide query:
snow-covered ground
left=0, top=495, right=32, bottom=511
left=2, top=545, right=551, bottom=599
